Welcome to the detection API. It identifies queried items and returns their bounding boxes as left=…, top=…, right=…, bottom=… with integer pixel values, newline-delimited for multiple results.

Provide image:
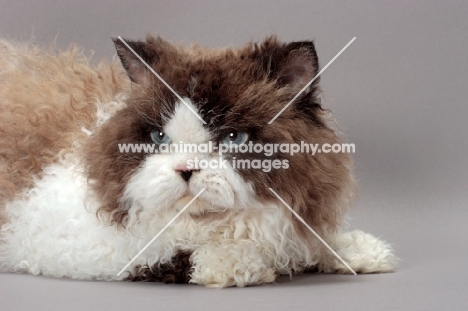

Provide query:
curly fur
left=0, top=36, right=397, bottom=287
left=0, top=39, right=130, bottom=224
left=127, top=251, right=193, bottom=284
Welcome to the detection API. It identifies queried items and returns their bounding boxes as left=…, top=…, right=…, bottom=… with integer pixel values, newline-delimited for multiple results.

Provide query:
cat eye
left=220, top=130, right=249, bottom=145
left=150, top=130, right=171, bottom=144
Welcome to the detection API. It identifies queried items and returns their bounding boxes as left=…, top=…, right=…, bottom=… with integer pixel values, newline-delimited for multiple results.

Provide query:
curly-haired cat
left=0, top=35, right=396, bottom=287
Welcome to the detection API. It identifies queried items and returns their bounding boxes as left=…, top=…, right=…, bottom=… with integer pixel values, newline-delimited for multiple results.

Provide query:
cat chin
left=175, top=197, right=230, bottom=216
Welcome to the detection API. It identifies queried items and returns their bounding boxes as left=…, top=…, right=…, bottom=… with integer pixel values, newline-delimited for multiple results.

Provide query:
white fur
left=0, top=161, right=319, bottom=284
left=0, top=99, right=397, bottom=287
left=317, top=230, right=397, bottom=274
left=164, top=98, right=211, bottom=143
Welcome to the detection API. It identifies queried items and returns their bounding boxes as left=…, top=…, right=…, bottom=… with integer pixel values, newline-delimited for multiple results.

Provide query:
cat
left=0, top=35, right=397, bottom=287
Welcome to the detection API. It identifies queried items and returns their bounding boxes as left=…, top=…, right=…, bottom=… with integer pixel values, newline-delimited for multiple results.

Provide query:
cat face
left=84, top=36, right=354, bottom=233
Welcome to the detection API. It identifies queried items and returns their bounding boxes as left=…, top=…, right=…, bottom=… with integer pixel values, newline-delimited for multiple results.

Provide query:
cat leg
left=189, top=240, right=277, bottom=288
left=317, top=230, right=398, bottom=274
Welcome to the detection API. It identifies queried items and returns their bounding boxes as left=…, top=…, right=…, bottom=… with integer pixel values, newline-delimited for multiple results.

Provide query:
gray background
left=1, top=0, right=467, bottom=310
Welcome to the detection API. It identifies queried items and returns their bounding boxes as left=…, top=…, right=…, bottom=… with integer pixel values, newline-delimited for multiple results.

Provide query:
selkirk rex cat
left=0, top=35, right=397, bottom=287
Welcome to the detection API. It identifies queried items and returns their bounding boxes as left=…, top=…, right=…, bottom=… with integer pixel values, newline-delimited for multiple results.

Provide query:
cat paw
left=317, top=230, right=398, bottom=274
left=189, top=242, right=277, bottom=288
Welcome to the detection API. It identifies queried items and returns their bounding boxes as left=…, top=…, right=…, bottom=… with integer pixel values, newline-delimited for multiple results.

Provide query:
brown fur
left=0, top=40, right=130, bottom=225
left=127, top=251, right=193, bottom=284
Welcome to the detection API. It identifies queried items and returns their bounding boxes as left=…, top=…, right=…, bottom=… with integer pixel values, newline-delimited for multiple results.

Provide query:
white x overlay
left=116, top=36, right=357, bottom=278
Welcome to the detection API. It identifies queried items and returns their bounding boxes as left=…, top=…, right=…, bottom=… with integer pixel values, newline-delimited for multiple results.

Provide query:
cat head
left=85, top=35, right=355, bottom=235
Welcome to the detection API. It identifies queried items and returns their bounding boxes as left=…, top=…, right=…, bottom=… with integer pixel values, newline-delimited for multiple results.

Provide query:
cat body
left=0, top=36, right=396, bottom=287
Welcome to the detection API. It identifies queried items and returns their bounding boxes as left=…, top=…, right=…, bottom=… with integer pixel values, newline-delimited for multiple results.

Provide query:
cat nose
left=175, top=163, right=198, bottom=182
left=179, top=170, right=193, bottom=182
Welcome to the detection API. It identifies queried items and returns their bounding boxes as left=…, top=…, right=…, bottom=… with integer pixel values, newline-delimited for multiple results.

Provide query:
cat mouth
left=174, top=193, right=228, bottom=215
left=174, top=195, right=196, bottom=207
left=189, top=210, right=227, bottom=222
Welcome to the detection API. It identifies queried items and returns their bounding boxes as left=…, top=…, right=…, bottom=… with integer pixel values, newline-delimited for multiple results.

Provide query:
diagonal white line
left=268, top=37, right=356, bottom=124
left=117, top=188, right=206, bottom=276
left=268, top=188, right=357, bottom=275
left=117, top=36, right=207, bottom=125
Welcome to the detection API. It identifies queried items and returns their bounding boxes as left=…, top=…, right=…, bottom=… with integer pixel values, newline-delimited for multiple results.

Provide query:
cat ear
left=113, top=38, right=159, bottom=84
left=275, top=41, right=319, bottom=91
left=256, top=39, right=319, bottom=92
